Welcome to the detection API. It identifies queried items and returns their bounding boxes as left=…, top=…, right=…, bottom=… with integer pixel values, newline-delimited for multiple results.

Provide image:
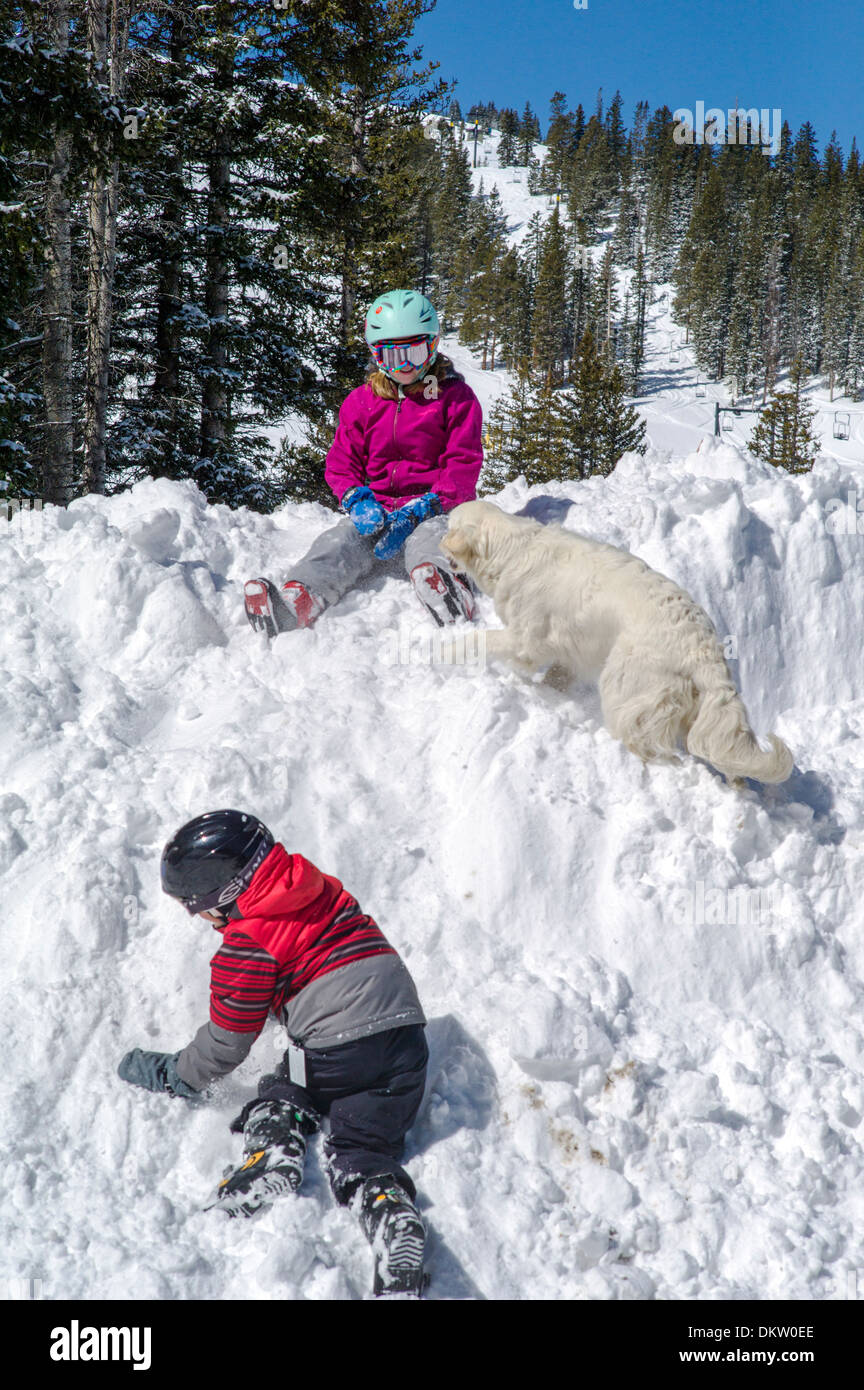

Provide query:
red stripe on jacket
left=207, top=845, right=394, bottom=1035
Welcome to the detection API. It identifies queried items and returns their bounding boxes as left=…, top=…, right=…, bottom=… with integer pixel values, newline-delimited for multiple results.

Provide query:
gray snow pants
left=285, top=513, right=453, bottom=610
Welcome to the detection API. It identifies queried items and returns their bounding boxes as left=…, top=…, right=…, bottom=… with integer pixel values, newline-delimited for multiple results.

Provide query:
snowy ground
left=2, top=437, right=864, bottom=1301
left=2, top=127, right=864, bottom=1304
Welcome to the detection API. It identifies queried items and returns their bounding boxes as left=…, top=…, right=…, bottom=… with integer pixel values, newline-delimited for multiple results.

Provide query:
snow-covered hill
left=2, top=437, right=863, bottom=1300
left=3, top=125, right=864, bottom=1304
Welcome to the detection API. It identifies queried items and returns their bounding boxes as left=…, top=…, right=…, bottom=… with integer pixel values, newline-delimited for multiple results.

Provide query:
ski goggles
left=371, top=334, right=438, bottom=375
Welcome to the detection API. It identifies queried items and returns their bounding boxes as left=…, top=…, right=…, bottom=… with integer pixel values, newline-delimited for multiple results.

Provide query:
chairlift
left=669, top=338, right=680, bottom=364
left=696, top=374, right=707, bottom=398
left=834, top=411, right=851, bottom=441
left=722, top=411, right=734, bottom=432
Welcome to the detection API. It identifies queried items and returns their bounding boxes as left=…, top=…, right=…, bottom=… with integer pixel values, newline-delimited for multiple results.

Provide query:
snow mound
left=1, top=451, right=863, bottom=1301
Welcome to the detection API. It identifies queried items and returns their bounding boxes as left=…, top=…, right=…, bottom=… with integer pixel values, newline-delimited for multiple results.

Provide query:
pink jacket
left=324, top=376, right=483, bottom=513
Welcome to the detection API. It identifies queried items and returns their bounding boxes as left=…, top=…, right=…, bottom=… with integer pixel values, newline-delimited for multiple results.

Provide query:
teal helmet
left=364, top=289, right=440, bottom=383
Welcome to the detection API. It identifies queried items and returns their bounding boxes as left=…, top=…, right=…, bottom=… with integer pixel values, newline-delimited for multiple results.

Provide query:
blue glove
left=118, top=1049, right=201, bottom=1101
left=342, top=485, right=387, bottom=537
left=373, top=492, right=441, bottom=560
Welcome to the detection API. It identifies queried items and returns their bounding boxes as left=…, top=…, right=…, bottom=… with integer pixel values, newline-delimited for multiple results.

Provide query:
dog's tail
left=685, top=642, right=794, bottom=784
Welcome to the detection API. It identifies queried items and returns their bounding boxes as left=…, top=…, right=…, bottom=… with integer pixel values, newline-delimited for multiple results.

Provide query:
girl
left=244, top=288, right=484, bottom=635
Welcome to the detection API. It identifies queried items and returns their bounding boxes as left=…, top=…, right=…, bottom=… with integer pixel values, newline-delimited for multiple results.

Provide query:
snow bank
left=1, top=448, right=863, bottom=1302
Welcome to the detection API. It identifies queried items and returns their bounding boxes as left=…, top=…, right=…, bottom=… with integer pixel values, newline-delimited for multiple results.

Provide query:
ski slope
left=461, top=122, right=864, bottom=471
left=2, top=127, right=864, bottom=1304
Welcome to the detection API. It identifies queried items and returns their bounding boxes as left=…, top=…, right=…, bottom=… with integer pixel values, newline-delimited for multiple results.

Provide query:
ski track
left=2, top=127, right=864, bottom=1303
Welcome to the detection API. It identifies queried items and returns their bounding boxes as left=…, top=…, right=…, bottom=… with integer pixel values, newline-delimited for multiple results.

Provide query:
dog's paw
left=541, top=663, right=573, bottom=692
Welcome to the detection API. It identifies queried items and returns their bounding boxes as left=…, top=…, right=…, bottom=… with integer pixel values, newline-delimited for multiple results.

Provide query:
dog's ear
left=442, top=522, right=480, bottom=566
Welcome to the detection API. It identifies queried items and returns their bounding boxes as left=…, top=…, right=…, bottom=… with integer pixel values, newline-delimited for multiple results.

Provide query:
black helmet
left=161, top=810, right=274, bottom=916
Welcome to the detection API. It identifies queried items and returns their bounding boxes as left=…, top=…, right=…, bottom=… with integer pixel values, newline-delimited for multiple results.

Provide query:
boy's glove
left=342, top=485, right=387, bottom=537
left=118, top=1049, right=201, bottom=1101
left=373, top=492, right=441, bottom=560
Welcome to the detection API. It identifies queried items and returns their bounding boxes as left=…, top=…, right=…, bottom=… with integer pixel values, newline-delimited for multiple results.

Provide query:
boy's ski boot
left=359, top=1177, right=427, bottom=1298
left=410, top=563, right=475, bottom=628
left=244, top=578, right=324, bottom=639
left=206, top=1100, right=318, bottom=1219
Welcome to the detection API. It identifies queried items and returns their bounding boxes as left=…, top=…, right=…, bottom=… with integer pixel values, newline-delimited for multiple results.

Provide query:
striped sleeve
left=209, top=935, right=279, bottom=1034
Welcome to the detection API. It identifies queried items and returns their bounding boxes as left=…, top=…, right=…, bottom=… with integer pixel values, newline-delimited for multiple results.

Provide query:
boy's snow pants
left=284, top=514, right=454, bottom=609
left=255, top=1024, right=428, bottom=1206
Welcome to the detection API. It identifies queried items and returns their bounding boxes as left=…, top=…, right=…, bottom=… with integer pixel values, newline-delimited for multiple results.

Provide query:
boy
left=118, top=809, right=429, bottom=1298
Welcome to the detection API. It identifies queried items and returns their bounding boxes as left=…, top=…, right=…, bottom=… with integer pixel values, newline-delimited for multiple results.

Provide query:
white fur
left=441, top=500, right=793, bottom=784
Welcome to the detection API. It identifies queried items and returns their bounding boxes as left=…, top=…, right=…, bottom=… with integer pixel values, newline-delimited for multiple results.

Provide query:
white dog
left=441, top=500, right=793, bottom=784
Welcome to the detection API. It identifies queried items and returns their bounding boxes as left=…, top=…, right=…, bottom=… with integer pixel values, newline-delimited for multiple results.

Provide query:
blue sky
left=414, top=0, right=864, bottom=157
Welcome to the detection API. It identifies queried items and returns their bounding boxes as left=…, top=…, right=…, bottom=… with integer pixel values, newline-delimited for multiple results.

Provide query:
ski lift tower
left=465, top=121, right=480, bottom=168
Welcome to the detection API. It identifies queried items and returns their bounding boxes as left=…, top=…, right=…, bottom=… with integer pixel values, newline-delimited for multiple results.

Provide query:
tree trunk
left=153, top=12, right=187, bottom=467
left=41, top=0, right=75, bottom=505
left=339, top=89, right=368, bottom=346
left=200, top=45, right=232, bottom=463
left=82, top=0, right=130, bottom=495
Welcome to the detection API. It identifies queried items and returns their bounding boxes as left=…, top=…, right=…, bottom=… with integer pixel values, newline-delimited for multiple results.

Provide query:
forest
left=2, top=0, right=861, bottom=507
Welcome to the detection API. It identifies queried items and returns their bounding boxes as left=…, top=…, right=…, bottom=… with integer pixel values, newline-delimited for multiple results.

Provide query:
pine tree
left=457, top=187, right=509, bottom=365
left=565, top=328, right=646, bottom=475
left=674, top=158, right=737, bottom=379
left=480, top=363, right=535, bottom=492
left=517, top=102, right=539, bottom=165
left=565, top=114, right=618, bottom=239
left=749, top=355, right=819, bottom=472
left=545, top=91, right=575, bottom=190
left=625, top=246, right=650, bottom=392
left=497, top=108, right=519, bottom=167
left=531, top=207, right=569, bottom=386
left=587, top=246, right=620, bottom=361
left=430, top=128, right=473, bottom=326
left=485, top=330, right=646, bottom=487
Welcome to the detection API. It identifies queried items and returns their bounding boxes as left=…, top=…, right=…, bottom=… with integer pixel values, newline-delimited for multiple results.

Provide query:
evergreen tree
left=565, top=114, right=618, bottom=239
left=0, top=0, right=107, bottom=500
left=430, top=128, right=473, bottom=326
left=456, top=186, right=509, bottom=364
left=544, top=91, right=576, bottom=191
left=486, top=329, right=645, bottom=486
left=564, top=329, right=646, bottom=475
left=587, top=246, right=620, bottom=360
left=613, top=150, right=640, bottom=268
left=749, top=356, right=819, bottom=472
left=517, top=101, right=540, bottom=165
left=530, top=207, right=569, bottom=386
left=497, top=108, right=519, bottom=167
left=480, top=363, right=535, bottom=492
left=625, top=247, right=650, bottom=392
left=674, top=157, right=737, bottom=379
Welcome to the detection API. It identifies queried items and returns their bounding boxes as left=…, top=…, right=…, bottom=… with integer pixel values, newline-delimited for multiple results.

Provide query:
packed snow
left=2, top=125, right=864, bottom=1303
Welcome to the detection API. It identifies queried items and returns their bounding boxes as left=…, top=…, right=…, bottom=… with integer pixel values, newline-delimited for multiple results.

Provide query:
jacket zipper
left=391, top=386, right=404, bottom=488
